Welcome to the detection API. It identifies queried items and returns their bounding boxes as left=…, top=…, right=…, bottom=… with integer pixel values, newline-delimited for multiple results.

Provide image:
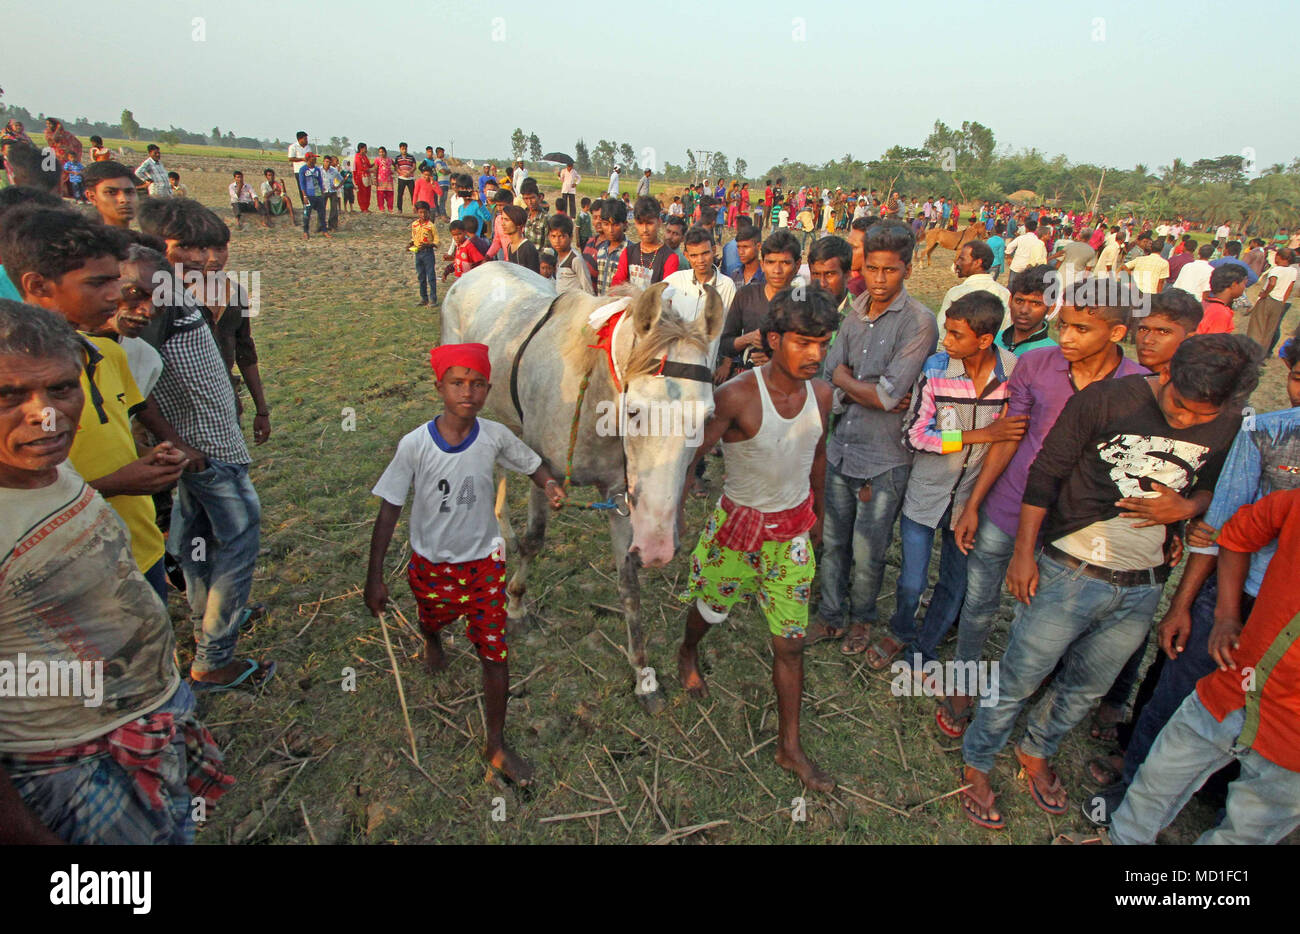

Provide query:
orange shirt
left=1198, top=488, right=1300, bottom=771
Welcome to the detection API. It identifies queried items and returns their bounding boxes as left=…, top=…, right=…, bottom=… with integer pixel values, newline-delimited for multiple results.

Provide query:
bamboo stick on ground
left=378, top=612, right=420, bottom=766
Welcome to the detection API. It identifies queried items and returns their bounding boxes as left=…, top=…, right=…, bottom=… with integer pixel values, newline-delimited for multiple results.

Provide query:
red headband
left=429, top=343, right=491, bottom=382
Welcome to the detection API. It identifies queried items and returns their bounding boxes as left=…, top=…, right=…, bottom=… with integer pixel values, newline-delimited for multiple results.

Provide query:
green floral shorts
left=679, top=504, right=815, bottom=639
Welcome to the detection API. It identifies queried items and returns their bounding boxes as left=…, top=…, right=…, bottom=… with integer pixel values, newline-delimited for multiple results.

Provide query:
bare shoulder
left=810, top=377, right=834, bottom=414
left=713, top=368, right=757, bottom=414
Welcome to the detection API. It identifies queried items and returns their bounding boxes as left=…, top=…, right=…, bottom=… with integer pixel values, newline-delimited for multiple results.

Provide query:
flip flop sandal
left=1016, top=750, right=1068, bottom=816
left=864, top=636, right=905, bottom=670
left=1089, top=707, right=1122, bottom=742
left=239, top=602, right=269, bottom=633
left=839, top=622, right=873, bottom=656
left=935, top=696, right=974, bottom=738
left=958, top=774, right=1005, bottom=830
left=804, top=621, right=845, bottom=647
left=190, top=659, right=277, bottom=694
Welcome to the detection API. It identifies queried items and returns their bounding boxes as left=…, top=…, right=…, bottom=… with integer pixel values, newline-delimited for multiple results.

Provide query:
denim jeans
left=1101, top=633, right=1149, bottom=709
left=890, top=508, right=967, bottom=661
left=304, top=194, right=327, bottom=233
left=818, top=462, right=910, bottom=629
left=954, top=509, right=1015, bottom=666
left=1111, top=694, right=1300, bottom=845
left=170, top=458, right=262, bottom=674
left=1122, top=575, right=1253, bottom=783
left=415, top=249, right=438, bottom=303
left=963, top=552, right=1163, bottom=773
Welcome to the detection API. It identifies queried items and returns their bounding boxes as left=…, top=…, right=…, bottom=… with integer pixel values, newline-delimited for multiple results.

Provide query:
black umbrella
left=541, top=151, right=574, bottom=165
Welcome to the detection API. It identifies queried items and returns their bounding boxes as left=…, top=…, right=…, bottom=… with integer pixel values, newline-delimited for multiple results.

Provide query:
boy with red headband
left=364, top=343, right=564, bottom=784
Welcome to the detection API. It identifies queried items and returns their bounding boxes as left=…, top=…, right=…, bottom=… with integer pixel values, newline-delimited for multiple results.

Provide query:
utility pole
left=690, top=149, right=714, bottom=185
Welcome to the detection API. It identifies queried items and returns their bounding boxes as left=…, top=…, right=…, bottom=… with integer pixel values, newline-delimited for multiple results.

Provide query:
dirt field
left=152, top=153, right=1297, bottom=844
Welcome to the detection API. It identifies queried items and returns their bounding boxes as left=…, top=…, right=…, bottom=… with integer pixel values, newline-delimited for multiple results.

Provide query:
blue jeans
left=963, top=552, right=1163, bottom=773
left=890, top=508, right=967, bottom=661
left=1111, top=694, right=1300, bottom=845
left=415, top=249, right=438, bottom=302
left=818, top=462, right=910, bottom=629
left=1122, top=574, right=1253, bottom=783
left=170, top=458, right=262, bottom=674
left=304, top=194, right=327, bottom=233
left=954, top=509, right=1015, bottom=666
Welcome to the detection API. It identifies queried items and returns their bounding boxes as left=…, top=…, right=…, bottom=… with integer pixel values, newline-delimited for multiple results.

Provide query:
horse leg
left=608, top=510, right=666, bottom=715
left=506, top=483, right=548, bottom=632
left=495, top=474, right=518, bottom=554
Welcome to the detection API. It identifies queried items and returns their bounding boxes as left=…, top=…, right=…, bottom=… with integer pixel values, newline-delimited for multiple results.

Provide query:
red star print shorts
left=406, top=552, right=509, bottom=662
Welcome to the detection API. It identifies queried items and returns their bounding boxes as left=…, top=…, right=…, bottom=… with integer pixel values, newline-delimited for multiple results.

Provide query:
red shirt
left=1197, top=298, right=1234, bottom=334
left=1198, top=489, right=1300, bottom=771
left=452, top=238, right=485, bottom=277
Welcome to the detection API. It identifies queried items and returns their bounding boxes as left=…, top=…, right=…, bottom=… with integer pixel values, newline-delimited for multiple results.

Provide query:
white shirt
left=1171, top=259, right=1214, bottom=299
left=372, top=418, right=541, bottom=564
left=1006, top=232, right=1047, bottom=273
left=607, top=170, right=620, bottom=196
left=513, top=167, right=527, bottom=193
left=663, top=268, right=736, bottom=369
left=287, top=141, right=312, bottom=176
left=1216, top=224, right=1231, bottom=241
left=1261, top=265, right=1298, bottom=301
left=936, top=274, right=1012, bottom=337
left=560, top=167, right=579, bottom=194
left=555, top=249, right=593, bottom=295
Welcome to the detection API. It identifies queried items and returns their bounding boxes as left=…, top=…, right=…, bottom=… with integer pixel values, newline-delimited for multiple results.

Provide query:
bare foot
left=484, top=743, right=534, bottom=785
left=775, top=746, right=835, bottom=792
left=422, top=633, right=449, bottom=676
left=677, top=644, right=709, bottom=699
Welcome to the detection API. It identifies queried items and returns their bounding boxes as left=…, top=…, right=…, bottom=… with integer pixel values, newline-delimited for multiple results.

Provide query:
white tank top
left=722, top=369, right=822, bottom=512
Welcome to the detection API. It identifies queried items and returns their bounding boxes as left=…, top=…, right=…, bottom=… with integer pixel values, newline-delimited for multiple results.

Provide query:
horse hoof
left=507, top=611, right=537, bottom=634
left=635, top=688, right=667, bottom=716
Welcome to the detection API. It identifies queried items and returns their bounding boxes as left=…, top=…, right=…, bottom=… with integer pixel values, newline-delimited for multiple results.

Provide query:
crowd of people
left=0, top=119, right=1299, bottom=847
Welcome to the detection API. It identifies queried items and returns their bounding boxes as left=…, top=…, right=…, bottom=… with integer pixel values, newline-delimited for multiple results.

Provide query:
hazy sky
left=6, top=0, right=1292, bottom=175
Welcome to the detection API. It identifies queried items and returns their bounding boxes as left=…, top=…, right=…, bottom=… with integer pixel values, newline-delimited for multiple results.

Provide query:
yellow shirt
left=68, top=336, right=165, bottom=573
left=411, top=219, right=438, bottom=249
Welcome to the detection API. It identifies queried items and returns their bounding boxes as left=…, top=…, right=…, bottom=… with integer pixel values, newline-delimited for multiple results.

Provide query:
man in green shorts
left=678, top=286, right=839, bottom=792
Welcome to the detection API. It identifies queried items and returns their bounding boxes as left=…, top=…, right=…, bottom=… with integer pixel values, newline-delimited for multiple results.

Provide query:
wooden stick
left=651, top=819, right=729, bottom=845
left=909, top=783, right=972, bottom=812
left=601, top=744, right=630, bottom=794
left=402, top=749, right=452, bottom=797
left=296, top=587, right=361, bottom=614
left=585, top=754, right=631, bottom=833
left=637, top=776, right=673, bottom=834
left=299, top=800, right=319, bottom=845
left=894, top=726, right=910, bottom=773
left=540, top=806, right=622, bottom=824
left=247, top=758, right=309, bottom=840
left=295, top=592, right=325, bottom=638
left=378, top=612, right=420, bottom=766
left=743, top=735, right=777, bottom=758
left=699, top=705, right=776, bottom=799
left=837, top=784, right=911, bottom=818
left=558, top=780, right=615, bottom=805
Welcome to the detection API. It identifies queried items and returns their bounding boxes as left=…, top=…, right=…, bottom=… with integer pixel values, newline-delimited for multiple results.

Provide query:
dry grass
left=155, top=153, right=1298, bottom=844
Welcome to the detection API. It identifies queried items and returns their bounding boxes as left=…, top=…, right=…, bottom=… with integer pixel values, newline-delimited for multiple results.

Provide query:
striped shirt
left=900, top=347, right=1017, bottom=528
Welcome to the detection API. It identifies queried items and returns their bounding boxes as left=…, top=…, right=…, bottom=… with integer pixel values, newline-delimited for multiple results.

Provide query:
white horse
left=441, top=263, right=724, bottom=712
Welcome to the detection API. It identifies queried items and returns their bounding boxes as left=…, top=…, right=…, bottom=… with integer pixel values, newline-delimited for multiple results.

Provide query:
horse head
left=615, top=282, right=724, bottom=568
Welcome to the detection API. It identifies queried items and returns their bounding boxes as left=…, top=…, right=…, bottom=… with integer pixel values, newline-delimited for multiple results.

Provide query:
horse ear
left=631, top=281, right=668, bottom=336
left=699, top=285, right=725, bottom=343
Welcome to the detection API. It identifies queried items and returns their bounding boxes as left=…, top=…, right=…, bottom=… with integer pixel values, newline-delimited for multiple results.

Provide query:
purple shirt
left=982, top=345, right=1148, bottom=539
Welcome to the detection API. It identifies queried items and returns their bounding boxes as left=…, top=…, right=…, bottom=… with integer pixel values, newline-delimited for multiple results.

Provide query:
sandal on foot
left=239, top=602, right=268, bottom=633
left=1090, top=704, right=1123, bottom=742
left=958, top=774, right=1005, bottom=830
left=805, top=620, right=844, bottom=647
left=839, top=621, right=873, bottom=656
left=190, top=659, right=277, bottom=694
left=1015, top=748, right=1068, bottom=816
left=936, top=696, right=974, bottom=738
left=864, top=635, right=905, bottom=670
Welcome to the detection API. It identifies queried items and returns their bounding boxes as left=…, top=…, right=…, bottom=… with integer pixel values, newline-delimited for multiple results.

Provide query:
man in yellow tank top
left=677, top=286, right=840, bottom=792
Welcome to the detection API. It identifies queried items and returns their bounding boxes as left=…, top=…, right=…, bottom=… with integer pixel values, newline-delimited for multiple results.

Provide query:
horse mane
left=561, top=286, right=710, bottom=381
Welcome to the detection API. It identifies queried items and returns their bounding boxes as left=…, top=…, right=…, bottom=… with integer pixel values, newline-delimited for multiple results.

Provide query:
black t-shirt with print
left=1023, top=374, right=1242, bottom=545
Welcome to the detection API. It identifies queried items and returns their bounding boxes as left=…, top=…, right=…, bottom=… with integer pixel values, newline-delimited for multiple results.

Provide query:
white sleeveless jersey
left=721, top=370, right=822, bottom=512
